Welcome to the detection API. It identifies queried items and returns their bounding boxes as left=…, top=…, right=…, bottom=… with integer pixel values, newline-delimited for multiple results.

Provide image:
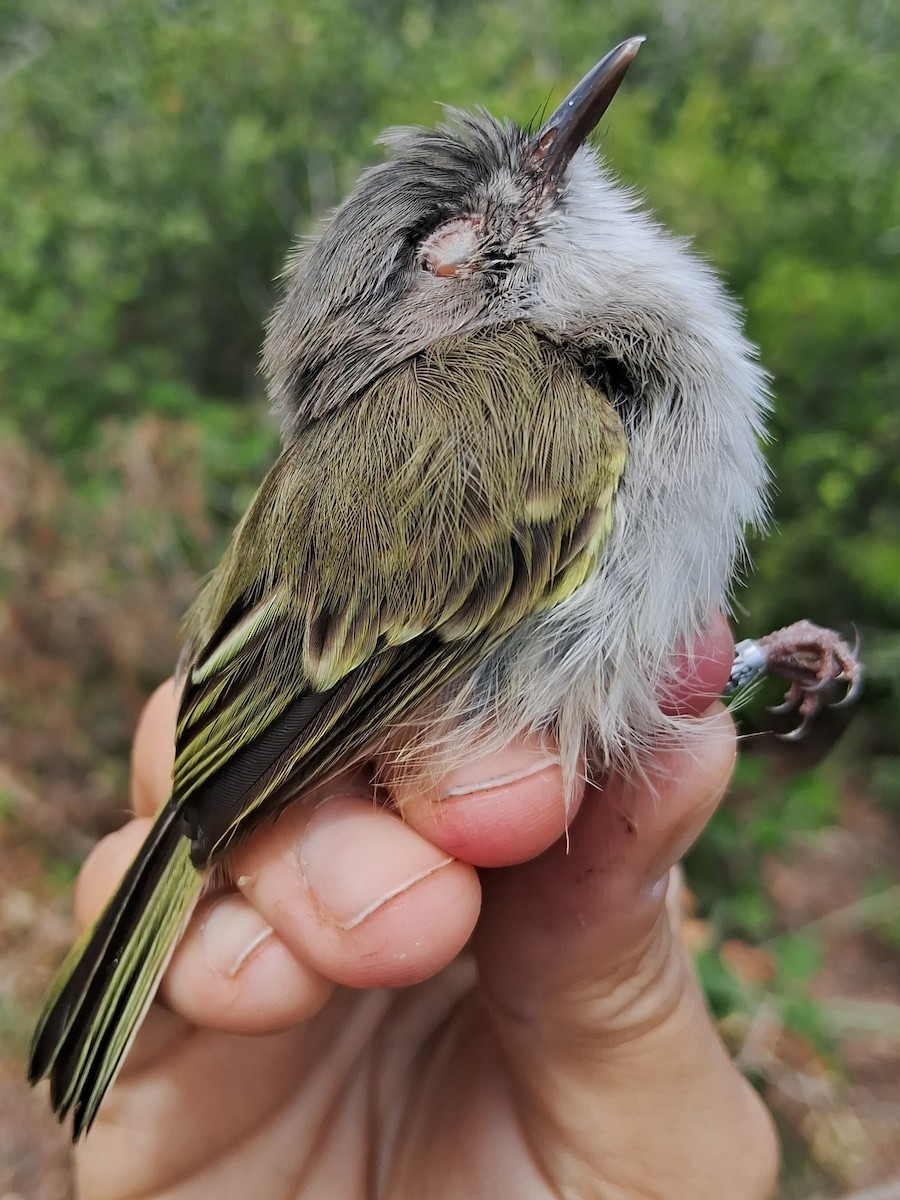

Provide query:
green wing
left=175, top=325, right=626, bottom=866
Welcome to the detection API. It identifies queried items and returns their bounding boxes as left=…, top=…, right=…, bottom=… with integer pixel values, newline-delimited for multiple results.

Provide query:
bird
left=30, top=37, right=771, bottom=1138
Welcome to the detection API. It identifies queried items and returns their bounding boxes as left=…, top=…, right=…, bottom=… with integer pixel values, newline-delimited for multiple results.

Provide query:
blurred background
left=1, top=0, right=898, bottom=1194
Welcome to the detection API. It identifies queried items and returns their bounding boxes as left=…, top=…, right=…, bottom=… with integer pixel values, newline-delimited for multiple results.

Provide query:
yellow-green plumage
left=29, top=323, right=625, bottom=1136
left=30, top=802, right=200, bottom=1134
left=177, top=325, right=625, bottom=860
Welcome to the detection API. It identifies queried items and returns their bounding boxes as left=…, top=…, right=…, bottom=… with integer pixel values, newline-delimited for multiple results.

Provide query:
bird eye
left=419, top=215, right=483, bottom=277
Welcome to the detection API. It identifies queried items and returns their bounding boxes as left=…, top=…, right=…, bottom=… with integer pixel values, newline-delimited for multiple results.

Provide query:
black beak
left=531, top=37, right=644, bottom=187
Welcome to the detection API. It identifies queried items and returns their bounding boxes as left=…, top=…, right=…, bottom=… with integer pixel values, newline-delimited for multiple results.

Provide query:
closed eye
left=419, top=214, right=484, bottom=277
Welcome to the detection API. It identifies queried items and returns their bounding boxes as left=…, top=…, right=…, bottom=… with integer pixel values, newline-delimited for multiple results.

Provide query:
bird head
left=264, top=39, right=655, bottom=425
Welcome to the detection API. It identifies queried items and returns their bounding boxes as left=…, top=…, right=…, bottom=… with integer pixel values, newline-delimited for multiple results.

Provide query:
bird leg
left=725, top=620, right=863, bottom=740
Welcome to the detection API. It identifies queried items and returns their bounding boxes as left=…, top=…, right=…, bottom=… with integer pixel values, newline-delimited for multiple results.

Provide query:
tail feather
left=29, top=798, right=203, bottom=1138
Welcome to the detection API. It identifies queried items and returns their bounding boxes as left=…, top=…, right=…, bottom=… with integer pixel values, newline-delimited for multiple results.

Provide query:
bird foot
left=726, top=620, right=862, bottom=740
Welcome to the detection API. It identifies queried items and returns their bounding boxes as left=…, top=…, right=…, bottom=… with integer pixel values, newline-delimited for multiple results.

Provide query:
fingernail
left=440, top=747, right=560, bottom=799
left=203, top=894, right=274, bottom=978
left=298, top=798, right=454, bottom=930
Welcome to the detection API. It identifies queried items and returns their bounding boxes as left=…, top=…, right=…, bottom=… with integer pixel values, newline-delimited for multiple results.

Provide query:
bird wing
left=174, top=325, right=626, bottom=866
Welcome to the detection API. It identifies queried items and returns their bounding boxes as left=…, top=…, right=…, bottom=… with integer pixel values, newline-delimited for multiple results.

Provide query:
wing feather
left=174, top=325, right=627, bottom=867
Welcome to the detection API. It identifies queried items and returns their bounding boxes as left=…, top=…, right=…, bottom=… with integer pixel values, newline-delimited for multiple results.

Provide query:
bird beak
left=531, top=37, right=644, bottom=186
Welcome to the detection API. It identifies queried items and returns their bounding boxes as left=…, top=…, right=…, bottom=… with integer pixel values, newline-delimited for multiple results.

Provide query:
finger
left=388, top=614, right=731, bottom=868
left=161, top=888, right=332, bottom=1034
left=126, top=683, right=480, bottom=1011
left=229, top=779, right=482, bottom=991
left=389, top=734, right=582, bottom=868
left=73, top=817, right=332, bottom=1040
left=130, top=683, right=578, bottom=872
left=130, top=684, right=576, bottom=873
left=474, top=703, right=737, bottom=1025
left=130, top=678, right=179, bottom=817
left=659, top=610, right=735, bottom=716
left=129, top=614, right=730, bottom=828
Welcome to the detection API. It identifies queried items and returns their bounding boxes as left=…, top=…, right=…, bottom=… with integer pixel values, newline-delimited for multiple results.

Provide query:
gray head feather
left=264, top=114, right=538, bottom=430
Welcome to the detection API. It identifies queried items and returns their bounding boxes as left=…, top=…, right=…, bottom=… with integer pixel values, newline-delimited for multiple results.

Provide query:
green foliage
left=694, top=945, right=749, bottom=1019
left=688, top=762, right=842, bottom=1056
left=690, top=760, right=841, bottom=935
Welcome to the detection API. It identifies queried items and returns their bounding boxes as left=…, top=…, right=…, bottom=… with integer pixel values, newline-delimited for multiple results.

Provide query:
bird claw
left=831, top=672, right=864, bottom=709
left=762, top=620, right=863, bottom=737
left=767, top=682, right=802, bottom=715
left=777, top=714, right=815, bottom=742
left=775, top=688, right=823, bottom=741
left=805, top=676, right=835, bottom=696
left=728, top=620, right=863, bottom=739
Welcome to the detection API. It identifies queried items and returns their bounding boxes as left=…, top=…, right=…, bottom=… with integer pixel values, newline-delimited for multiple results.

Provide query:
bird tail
left=28, top=797, right=203, bottom=1139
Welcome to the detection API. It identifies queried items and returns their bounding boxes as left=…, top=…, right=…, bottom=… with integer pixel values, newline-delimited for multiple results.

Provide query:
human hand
left=70, top=614, right=778, bottom=1199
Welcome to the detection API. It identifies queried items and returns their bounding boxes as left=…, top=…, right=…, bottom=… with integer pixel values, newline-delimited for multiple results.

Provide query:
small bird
left=31, top=37, right=849, bottom=1138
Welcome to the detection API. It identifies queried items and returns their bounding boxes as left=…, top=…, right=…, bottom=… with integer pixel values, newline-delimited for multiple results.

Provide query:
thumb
left=473, top=719, right=778, bottom=1194
left=473, top=619, right=738, bottom=1034
left=474, top=703, right=736, bottom=1034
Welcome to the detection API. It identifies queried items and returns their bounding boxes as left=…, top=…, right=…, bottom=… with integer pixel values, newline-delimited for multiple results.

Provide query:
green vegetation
left=1, top=0, right=898, bottom=1191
